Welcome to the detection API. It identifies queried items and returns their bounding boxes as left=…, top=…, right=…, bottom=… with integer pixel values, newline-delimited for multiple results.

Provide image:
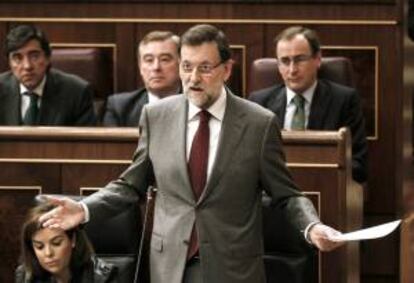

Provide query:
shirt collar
left=20, top=75, right=47, bottom=97
left=286, top=80, right=317, bottom=105
left=188, top=86, right=227, bottom=122
left=147, top=91, right=161, bottom=105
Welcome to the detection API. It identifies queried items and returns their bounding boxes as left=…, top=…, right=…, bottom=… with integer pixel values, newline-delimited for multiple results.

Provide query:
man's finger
left=38, top=207, right=60, bottom=224
left=39, top=195, right=65, bottom=206
left=41, top=215, right=61, bottom=229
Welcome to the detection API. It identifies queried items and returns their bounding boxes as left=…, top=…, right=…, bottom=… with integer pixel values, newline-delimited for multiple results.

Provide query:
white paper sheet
left=329, top=219, right=401, bottom=242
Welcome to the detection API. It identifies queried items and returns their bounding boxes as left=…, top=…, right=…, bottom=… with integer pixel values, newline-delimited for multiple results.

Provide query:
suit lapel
left=39, top=71, right=60, bottom=124
left=128, top=89, right=148, bottom=126
left=5, top=76, right=22, bottom=124
left=271, top=88, right=287, bottom=127
left=308, top=81, right=331, bottom=129
left=199, top=92, right=246, bottom=203
left=174, top=97, right=196, bottom=203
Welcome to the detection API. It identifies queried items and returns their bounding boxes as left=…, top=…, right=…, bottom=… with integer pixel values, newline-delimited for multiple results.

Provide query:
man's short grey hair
left=137, top=30, right=180, bottom=57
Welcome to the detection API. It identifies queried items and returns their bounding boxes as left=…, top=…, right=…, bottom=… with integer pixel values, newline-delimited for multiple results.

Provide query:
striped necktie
left=291, top=94, right=305, bottom=130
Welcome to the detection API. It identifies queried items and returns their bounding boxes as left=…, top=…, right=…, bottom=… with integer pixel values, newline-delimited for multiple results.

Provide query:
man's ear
left=316, top=51, right=322, bottom=69
left=223, top=59, right=234, bottom=82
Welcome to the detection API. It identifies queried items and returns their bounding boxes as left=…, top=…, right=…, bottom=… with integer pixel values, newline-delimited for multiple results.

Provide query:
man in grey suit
left=0, top=24, right=97, bottom=126
left=249, top=26, right=367, bottom=183
left=103, top=30, right=181, bottom=127
left=40, top=24, right=343, bottom=283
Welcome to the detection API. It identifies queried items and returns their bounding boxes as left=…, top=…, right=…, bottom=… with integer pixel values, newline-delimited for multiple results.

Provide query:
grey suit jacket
left=102, top=88, right=148, bottom=127
left=84, top=92, right=319, bottom=283
left=0, top=68, right=97, bottom=126
left=249, top=79, right=368, bottom=183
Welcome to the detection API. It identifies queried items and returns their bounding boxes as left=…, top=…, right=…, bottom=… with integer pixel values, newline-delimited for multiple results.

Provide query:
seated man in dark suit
left=103, top=30, right=181, bottom=127
left=0, top=24, right=97, bottom=126
left=249, top=26, right=368, bottom=184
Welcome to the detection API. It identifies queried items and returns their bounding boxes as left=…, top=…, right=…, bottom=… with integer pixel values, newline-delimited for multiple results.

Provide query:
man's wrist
left=304, top=221, right=321, bottom=244
left=79, top=202, right=90, bottom=224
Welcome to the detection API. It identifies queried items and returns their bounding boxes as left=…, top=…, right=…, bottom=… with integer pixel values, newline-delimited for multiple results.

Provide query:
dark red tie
left=187, top=110, right=210, bottom=258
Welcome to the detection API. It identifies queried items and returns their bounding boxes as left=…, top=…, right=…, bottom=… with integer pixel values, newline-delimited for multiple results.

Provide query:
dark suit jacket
left=249, top=79, right=368, bottom=183
left=0, top=68, right=97, bottom=126
left=102, top=88, right=148, bottom=127
left=84, top=92, right=319, bottom=283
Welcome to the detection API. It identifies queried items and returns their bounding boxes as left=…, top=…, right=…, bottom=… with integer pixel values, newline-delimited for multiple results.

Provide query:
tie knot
left=24, top=91, right=38, bottom=101
left=292, top=94, right=305, bottom=108
left=199, top=110, right=211, bottom=123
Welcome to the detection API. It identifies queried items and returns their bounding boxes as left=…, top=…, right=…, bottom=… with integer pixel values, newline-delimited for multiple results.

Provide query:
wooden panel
left=115, top=23, right=136, bottom=92
left=400, top=215, right=414, bottom=283
left=61, top=163, right=129, bottom=194
left=361, top=215, right=399, bottom=275
left=0, top=163, right=60, bottom=192
left=33, top=22, right=116, bottom=43
left=284, top=129, right=362, bottom=283
left=0, top=3, right=399, bottom=20
left=0, top=24, right=7, bottom=73
left=0, top=127, right=138, bottom=160
left=0, top=0, right=397, bottom=3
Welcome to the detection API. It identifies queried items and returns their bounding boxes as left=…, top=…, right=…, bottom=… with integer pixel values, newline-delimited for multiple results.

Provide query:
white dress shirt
left=283, top=81, right=317, bottom=130
left=20, top=75, right=46, bottom=120
left=186, top=87, right=226, bottom=180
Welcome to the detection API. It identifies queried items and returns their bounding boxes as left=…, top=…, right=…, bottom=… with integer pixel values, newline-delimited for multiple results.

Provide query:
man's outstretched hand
left=309, top=223, right=344, bottom=252
left=38, top=196, right=85, bottom=230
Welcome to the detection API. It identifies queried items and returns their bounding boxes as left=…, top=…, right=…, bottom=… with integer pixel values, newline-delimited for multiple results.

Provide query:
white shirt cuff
left=303, top=221, right=321, bottom=244
left=80, top=202, right=90, bottom=224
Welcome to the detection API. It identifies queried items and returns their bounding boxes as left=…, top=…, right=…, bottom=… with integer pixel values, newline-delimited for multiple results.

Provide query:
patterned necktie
left=291, top=94, right=305, bottom=130
left=23, top=92, right=39, bottom=125
left=187, top=110, right=211, bottom=259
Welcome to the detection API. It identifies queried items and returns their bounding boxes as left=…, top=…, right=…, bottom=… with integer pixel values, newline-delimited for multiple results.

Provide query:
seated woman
left=15, top=202, right=118, bottom=283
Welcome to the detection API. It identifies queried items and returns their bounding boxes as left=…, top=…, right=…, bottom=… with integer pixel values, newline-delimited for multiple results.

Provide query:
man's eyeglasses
left=180, top=61, right=223, bottom=75
left=277, top=54, right=314, bottom=68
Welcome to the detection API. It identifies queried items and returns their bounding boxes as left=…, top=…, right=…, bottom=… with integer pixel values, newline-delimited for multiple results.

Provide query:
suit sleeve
left=73, top=84, right=98, bottom=126
left=343, top=90, right=368, bottom=183
left=260, top=114, right=320, bottom=232
left=84, top=106, right=154, bottom=222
